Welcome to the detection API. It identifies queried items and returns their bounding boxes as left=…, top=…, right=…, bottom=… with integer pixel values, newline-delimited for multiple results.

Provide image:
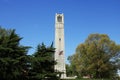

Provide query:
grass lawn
left=61, top=78, right=111, bottom=80
left=75, top=77, right=120, bottom=80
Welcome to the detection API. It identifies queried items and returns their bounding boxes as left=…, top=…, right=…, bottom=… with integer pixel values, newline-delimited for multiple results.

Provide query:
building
left=54, top=13, right=66, bottom=79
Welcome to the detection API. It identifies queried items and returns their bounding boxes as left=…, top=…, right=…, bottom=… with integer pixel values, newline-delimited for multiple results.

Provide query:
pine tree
left=29, top=43, right=59, bottom=80
left=0, top=27, right=30, bottom=80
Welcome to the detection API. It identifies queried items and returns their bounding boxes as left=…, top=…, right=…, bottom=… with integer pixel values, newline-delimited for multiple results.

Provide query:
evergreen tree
left=29, top=43, right=59, bottom=80
left=0, top=27, right=29, bottom=80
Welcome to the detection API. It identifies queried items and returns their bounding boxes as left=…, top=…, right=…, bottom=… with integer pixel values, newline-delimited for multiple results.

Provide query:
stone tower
left=54, top=13, right=66, bottom=78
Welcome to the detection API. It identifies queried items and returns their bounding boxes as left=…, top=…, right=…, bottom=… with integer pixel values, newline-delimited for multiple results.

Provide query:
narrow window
left=59, top=38, right=61, bottom=41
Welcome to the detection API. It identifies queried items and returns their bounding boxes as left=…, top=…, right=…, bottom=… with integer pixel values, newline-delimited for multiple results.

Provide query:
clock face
left=57, top=16, right=62, bottom=22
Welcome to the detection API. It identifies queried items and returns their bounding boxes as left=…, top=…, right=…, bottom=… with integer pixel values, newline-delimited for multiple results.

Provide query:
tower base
left=61, top=76, right=77, bottom=79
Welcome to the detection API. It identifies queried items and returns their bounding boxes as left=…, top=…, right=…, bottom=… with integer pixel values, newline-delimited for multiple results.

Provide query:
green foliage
left=1, top=27, right=119, bottom=80
left=66, top=63, right=77, bottom=77
left=29, top=43, right=59, bottom=80
left=0, top=27, right=60, bottom=80
left=66, top=64, right=73, bottom=77
left=0, top=27, right=30, bottom=80
left=68, top=34, right=120, bottom=79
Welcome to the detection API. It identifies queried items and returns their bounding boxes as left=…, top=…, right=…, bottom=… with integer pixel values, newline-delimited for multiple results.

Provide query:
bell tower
left=54, top=13, right=66, bottom=78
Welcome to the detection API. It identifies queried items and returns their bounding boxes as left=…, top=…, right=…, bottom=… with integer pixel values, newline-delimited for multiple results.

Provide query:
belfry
left=54, top=13, right=66, bottom=78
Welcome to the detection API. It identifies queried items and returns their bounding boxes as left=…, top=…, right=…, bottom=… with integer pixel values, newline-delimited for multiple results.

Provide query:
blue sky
left=0, top=0, right=120, bottom=63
